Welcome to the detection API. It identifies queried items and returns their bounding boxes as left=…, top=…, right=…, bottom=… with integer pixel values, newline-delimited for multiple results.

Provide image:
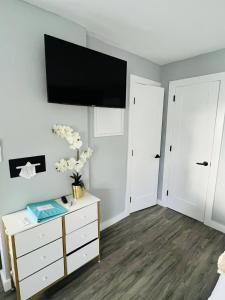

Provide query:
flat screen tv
left=44, top=35, right=127, bottom=108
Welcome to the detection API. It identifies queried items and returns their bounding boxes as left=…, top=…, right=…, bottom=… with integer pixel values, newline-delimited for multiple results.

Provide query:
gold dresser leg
left=62, top=216, right=68, bottom=276
left=97, top=202, right=101, bottom=263
left=11, top=236, right=21, bottom=300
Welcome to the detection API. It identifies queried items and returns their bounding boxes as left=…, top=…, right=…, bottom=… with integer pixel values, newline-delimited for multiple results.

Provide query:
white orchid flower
left=55, top=159, right=68, bottom=172
left=52, top=124, right=93, bottom=174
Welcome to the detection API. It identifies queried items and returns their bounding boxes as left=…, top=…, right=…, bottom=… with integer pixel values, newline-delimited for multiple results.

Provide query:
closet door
left=211, top=124, right=225, bottom=225
left=130, top=83, right=164, bottom=212
left=165, top=80, right=220, bottom=222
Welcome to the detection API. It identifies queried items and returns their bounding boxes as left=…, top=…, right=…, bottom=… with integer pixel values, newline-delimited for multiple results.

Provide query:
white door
left=167, top=81, right=220, bottom=221
left=130, top=82, right=164, bottom=212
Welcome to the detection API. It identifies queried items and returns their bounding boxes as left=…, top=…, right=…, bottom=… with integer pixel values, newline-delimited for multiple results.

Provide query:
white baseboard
left=157, top=198, right=168, bottom=208
left=204, top=220, right=225, bottom=234
left=0, top=269, right=12, bottom=292
left=100, top=202, right=168, bottom=232
left=100, top=210, right=129, bottom=231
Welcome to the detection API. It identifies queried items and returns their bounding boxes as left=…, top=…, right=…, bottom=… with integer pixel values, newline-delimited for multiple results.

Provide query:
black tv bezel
left=44, top=34, right=127, bottom=109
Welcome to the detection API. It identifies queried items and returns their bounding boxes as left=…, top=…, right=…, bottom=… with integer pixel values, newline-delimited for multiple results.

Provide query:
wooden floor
left=1, top=205, right=225, bottom=300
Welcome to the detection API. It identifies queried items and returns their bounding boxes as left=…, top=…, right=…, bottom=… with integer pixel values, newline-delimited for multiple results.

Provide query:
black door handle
left=196, top=161, right=208, bottom=166
left=155, top=154, right=160, bottom=158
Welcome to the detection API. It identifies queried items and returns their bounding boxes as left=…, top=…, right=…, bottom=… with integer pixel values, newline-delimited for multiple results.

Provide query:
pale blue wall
left=87, top=35, right=160, bottom=222
left=0, top=0, right=161, bottom=224
left=0, top=0, right=88, bottom=216
left=3, top=0, right=225, bottom=226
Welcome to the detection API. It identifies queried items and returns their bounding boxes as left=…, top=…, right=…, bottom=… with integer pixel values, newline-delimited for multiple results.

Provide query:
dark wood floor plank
left=1, top=205, right=225, bottom=300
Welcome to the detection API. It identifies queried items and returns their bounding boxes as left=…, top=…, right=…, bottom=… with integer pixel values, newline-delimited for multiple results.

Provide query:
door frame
left=125, top=74, right=162, bottom=215
left=162, top=72, right=225, bottom=232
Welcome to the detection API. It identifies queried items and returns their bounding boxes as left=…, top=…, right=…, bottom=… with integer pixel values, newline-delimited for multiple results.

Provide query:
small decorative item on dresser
left=52, top=124, right=93, bottom=201
left=71, top=172, right=85, bottom=199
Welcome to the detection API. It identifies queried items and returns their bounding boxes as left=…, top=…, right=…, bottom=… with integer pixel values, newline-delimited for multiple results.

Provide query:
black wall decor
left=9, top=155, right=46, bottom=178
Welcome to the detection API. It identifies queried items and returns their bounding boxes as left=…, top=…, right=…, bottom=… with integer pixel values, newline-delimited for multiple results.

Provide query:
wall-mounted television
left=44, top=35, right=127, bottom=108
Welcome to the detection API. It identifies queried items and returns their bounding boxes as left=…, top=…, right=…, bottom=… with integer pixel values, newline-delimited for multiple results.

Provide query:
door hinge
left=130, top=197, right=132, bottom=203
left=133, top=97, right=136, bottom=104
left=173, top=95, right=176, bottom=102
left=132, top=149, right=134, bottom=156
left=169, top=145, right=172, bottom=152
left=166, top=190, right=169, bottom=196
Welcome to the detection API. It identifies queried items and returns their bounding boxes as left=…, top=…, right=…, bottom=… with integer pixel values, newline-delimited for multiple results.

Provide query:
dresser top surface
left=2, top=192, right=100, bottom=236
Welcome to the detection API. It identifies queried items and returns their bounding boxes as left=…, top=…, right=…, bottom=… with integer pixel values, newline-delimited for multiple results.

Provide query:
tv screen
left=44, top=35, right=127, bottom=108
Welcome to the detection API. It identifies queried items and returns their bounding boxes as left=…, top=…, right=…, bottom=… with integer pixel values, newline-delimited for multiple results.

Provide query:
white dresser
left=2, top=193, right=100, bottom=300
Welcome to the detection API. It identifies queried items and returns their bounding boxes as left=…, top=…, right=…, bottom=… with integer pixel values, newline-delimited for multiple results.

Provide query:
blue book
left=26, top=199, right=67, bottom=223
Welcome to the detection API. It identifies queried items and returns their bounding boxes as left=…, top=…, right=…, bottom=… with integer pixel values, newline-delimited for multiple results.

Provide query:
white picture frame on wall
left=94, top=107, right=124, bottom=137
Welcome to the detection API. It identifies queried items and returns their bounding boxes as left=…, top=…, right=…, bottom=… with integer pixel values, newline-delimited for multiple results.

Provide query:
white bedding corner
left=208, top=275, right=225, bottom=300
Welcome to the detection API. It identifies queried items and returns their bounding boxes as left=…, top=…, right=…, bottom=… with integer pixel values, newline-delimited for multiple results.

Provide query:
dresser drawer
left=19, top=258, right=64, bottom=300
left=17, top=238, right=63, bottom=281
left=67, top=239, right=99, bottom=274
left=65, top=204, right=98, bottom=234
left=66, top=221, right=98, bottom=254
left=15, top=218, right=62, bottom=257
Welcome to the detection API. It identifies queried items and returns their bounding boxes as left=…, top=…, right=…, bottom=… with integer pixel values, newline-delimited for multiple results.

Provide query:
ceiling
left=24, top=0, right=225, bottom=65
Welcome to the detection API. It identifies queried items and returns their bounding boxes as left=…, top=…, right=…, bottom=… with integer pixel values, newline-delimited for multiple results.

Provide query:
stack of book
left=26, top=199, right=67, bottom=223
